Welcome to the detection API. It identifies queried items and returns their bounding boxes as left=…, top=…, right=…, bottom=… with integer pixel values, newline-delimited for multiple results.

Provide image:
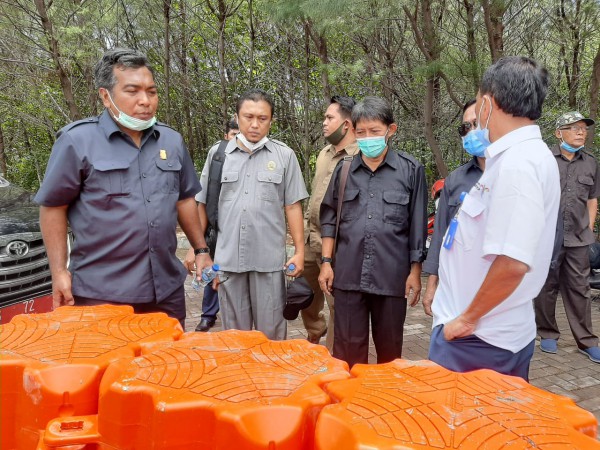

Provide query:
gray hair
left=93, top=48, right=154, bottom=91
left=480, top=56, right=548, bottom=120
left=351, top=96, right=395, bottom=128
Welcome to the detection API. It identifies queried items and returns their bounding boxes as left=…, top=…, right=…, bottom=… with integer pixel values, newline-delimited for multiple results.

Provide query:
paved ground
left=178, top=248, right=600, bottom=435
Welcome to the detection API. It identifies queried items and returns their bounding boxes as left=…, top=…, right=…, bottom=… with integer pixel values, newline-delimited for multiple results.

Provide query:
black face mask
left=325, top=122, right=348, bottom=145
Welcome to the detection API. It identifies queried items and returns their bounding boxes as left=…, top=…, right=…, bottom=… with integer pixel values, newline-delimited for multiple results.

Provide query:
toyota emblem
left=6, top=240, right=29, bottom=258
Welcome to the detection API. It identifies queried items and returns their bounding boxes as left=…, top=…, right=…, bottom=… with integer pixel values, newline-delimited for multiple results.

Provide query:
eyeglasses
left=458, top=121, right=477, bottom=137
left=559, top=125, right=589, bottom=133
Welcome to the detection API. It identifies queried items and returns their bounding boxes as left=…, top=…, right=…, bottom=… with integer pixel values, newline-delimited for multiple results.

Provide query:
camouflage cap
left=555, top=111, right=595, bottom=129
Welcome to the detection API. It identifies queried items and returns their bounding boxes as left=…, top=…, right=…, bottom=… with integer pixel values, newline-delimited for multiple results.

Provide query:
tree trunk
left=463, top=0, right=479, bottom=94
left=0, top=123, right=6, bottom=177
left=163, top=0, right=172, bottom=123
left=588, top=43, right=600, bottom=149
left=33, top=0, right=81, bottom=121
left=481, top=0, right=505, bottom=62
left=425, top=79, right=448, bottom=178
left=305, top=20, right=331, bottom=101
left=302, top=23, right=312, bottom=185
left=217, top=1, right=228, bottom=123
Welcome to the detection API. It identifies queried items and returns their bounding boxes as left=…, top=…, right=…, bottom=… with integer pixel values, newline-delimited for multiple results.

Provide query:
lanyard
left=442, top=191, right=468, bottom=250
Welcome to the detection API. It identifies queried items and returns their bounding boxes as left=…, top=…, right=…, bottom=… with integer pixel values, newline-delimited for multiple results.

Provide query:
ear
left=99, top=88, right=112, bottom=110
left=387, top=123, right=398, bottom=136
left=554, top=129, right=562, bottom=140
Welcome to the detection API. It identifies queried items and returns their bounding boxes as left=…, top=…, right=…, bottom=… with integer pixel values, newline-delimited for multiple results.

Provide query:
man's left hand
left=405, top=271, right=422, bottom=307
left=443, top=315, right=476, bottom=341
left=284, top=254, right=304, bottom=277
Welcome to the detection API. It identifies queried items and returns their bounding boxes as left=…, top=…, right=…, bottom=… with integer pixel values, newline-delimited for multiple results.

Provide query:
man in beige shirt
left=301, top=96, right=358, bottom=349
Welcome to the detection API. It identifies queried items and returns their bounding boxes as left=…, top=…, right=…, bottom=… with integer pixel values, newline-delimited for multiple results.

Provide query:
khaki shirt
left=552, top=144, right=600, bottom=247
left=305, top=142, right=359, bottom=254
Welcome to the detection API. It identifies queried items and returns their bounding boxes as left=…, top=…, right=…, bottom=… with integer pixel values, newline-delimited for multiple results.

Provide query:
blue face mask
left=462, top=132, right=486, bottom=157
left=357, top=128, right=389, bottom=158
left=468, top=97, right=493, bottom=155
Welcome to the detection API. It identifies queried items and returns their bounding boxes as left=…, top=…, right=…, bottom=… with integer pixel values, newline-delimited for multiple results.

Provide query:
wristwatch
left=321, top=256, right=333, bottom=264
left=194, top=247, right=210, bottom=255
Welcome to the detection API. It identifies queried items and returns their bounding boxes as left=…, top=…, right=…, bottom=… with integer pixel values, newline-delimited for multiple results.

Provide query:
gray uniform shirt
left=35, top=110, right=201, bottom=303
left=197, top=138, right=308, bottom=272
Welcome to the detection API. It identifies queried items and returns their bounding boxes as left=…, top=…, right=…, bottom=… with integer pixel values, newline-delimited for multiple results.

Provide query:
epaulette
left=581, top=148, right=597, bottom=160
left=397, top=150, right=421, bottom=167
left=153, top=121, right=177, bottom=131
left=56, top=116, right=99, bottom=138
left=269, top=138, right=291, bottom=149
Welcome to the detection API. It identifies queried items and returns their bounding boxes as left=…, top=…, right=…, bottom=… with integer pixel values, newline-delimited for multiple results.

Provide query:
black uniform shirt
left=35, top=110, right=201, bottom=302
left=320, top=149, right=427, bottom=297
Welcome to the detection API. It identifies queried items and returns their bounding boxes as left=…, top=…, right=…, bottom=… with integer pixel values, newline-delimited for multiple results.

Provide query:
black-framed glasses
left=458, top=121, right=477, bottom=137
left=559, top=125, right=589, bottom=133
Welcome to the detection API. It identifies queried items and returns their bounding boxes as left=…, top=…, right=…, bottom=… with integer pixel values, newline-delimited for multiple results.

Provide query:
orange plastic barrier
left=0, top=305, right=183, bottom=450
left=40, top=330, right=350, bottom=450
left=315, top=359, right=600, bottom=449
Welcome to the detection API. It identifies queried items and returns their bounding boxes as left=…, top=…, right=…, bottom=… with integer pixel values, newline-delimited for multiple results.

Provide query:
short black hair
left=479, top=56, right=548, bottom=120
left=94, top=48, right=153, bottom=91
left=463, top=99, right=476, bottom=114
left=351, top=96, right=394, bottom=128
left=330, top=95, right=356, bottom=120
left=236, top=88, right=274, bottom=117
left=225, top=119, right=239, bottom=134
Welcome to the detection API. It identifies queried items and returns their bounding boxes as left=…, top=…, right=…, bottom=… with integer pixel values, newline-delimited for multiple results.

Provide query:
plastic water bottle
left=284, top=263, right=296, bottom=286
left=191, top=264, right=220, bottom=291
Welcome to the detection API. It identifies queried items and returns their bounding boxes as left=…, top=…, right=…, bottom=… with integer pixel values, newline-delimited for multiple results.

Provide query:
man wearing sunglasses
left=422, top=99, right=485, bottom=316
left=534, top=111, right=600, bottom=363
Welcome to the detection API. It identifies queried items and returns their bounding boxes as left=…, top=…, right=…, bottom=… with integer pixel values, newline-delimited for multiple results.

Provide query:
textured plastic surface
left=315, top=359, right=600, bottom=449
left=0, top=305, right=183, bottom=450
left=41, top=330, right=350, bottom=450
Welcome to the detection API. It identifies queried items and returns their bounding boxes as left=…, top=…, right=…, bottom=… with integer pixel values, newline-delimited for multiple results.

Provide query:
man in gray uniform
left=35, top=48, right=210, bottom=328
left=534, top=111, right=600, bottom=363
left=196, top=89, right=308, bottom=340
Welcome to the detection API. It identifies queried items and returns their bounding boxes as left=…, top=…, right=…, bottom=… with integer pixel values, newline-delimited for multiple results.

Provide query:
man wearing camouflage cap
left=534, top=111, right=600, bottom=363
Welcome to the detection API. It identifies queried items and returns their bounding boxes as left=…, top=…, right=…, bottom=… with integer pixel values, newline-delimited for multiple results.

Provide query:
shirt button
left=168, top=163, right=173, bottom=167
left=150, top=221, right=155, bottom=227
left=242, top=225, right=246, bottom=229
left=245, top=190, right=248, bottom=194
left=247, top=173, right=250, bottom=177
left=146, top=198, right=151, bottom=202
left=142, top=173, right=147, bottom=178
left=371, top=173, right=375, bottom=177
left=367, top=234, right=371, bottom=238
left=370, top=193, right=374, bottom=198
left=150, top=247, right=155, bottom=253
left=368, top=214, right=372, bottom=219
left=243, top=207, right=246, bottom=211
left=366, top=255, right=370, bottom=259
left=224, top=177, right=228, bottom=180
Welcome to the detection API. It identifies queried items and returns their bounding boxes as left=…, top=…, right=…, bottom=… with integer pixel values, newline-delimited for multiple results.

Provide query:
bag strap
left=334, top=156, right=353, bottom=256
left=205, top=139, right=228, bottom=231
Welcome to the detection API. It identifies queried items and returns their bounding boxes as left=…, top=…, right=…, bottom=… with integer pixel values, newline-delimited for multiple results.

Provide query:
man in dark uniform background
left=35, top=48, right=210, bottom=328
left=534, top=111, right=600, bottom=363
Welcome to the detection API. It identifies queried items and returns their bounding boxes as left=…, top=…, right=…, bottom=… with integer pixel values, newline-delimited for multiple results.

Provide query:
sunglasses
left=458, top=121, right=478, bottom=137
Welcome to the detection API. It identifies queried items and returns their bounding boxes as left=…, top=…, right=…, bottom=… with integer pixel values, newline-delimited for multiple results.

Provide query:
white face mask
left=237, top=132, right=269, bottom=152
left=106, top=91, right=156, bottom=131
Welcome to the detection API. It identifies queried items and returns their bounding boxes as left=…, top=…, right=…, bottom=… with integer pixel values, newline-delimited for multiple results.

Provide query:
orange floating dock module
left=40, top=330, right=350, bottom=450
left=315, top=359, right=600, bottom=449
left=0, top=305, right=183, bottom=450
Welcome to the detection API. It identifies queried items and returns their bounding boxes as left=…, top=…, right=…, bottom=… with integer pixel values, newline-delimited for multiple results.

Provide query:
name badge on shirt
left=160, top=149, right=167, bottom=160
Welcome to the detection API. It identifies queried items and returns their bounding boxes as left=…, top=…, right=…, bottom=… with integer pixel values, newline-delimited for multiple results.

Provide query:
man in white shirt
left=429, top=56, right=560, bottom=381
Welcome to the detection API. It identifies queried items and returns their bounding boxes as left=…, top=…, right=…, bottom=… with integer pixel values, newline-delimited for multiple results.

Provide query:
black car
left=0, top=176, right=53, bottom=323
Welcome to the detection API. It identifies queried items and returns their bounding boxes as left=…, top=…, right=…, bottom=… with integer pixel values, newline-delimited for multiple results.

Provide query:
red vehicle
left=0, top=176, right=54, bottom=323
left=426, top=179, right=445, bottom=249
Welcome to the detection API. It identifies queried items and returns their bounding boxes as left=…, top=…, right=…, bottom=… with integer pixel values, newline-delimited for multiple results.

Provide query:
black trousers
left=333, top=288, right=407, bottom=368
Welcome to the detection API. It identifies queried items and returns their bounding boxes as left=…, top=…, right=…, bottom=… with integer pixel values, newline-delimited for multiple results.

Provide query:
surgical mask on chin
left=462, top=132, right=486, bottom=157
left=106, top=91, right=156, bottom=131
left=559, top=131, right=584, bottom=153
left=357, top=129, right=389, bottom=158
left=237, top=132, right=269, bottom=152
left=471, top=97, right=492, bottom=153
left=325, top=122, right=348, bottom=145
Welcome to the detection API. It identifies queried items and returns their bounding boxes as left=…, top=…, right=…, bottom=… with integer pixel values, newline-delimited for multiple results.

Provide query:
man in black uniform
left=534, top=111, right=600, bottom=363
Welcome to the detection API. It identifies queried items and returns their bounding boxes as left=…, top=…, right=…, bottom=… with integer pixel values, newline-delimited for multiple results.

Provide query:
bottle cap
left=212, top=264, right=220, bottom=271
left=288, top=263, right=296, bottom=271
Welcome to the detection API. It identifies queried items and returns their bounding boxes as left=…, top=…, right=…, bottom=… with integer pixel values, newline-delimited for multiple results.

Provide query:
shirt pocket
left=454, top=194, right=485, bottom=251
left=382, top=190, right=409, bottom=225
left=93, top=160, right=131, bottom=197
left=220, top=171, right=239, bottom=201
left=340, top=189, right=360, bottom=221
left=155, top=159, right=182, bottom=194
left=257, top=171, right=283, bottom=202
left=577, top=175, right=594, bottom=197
